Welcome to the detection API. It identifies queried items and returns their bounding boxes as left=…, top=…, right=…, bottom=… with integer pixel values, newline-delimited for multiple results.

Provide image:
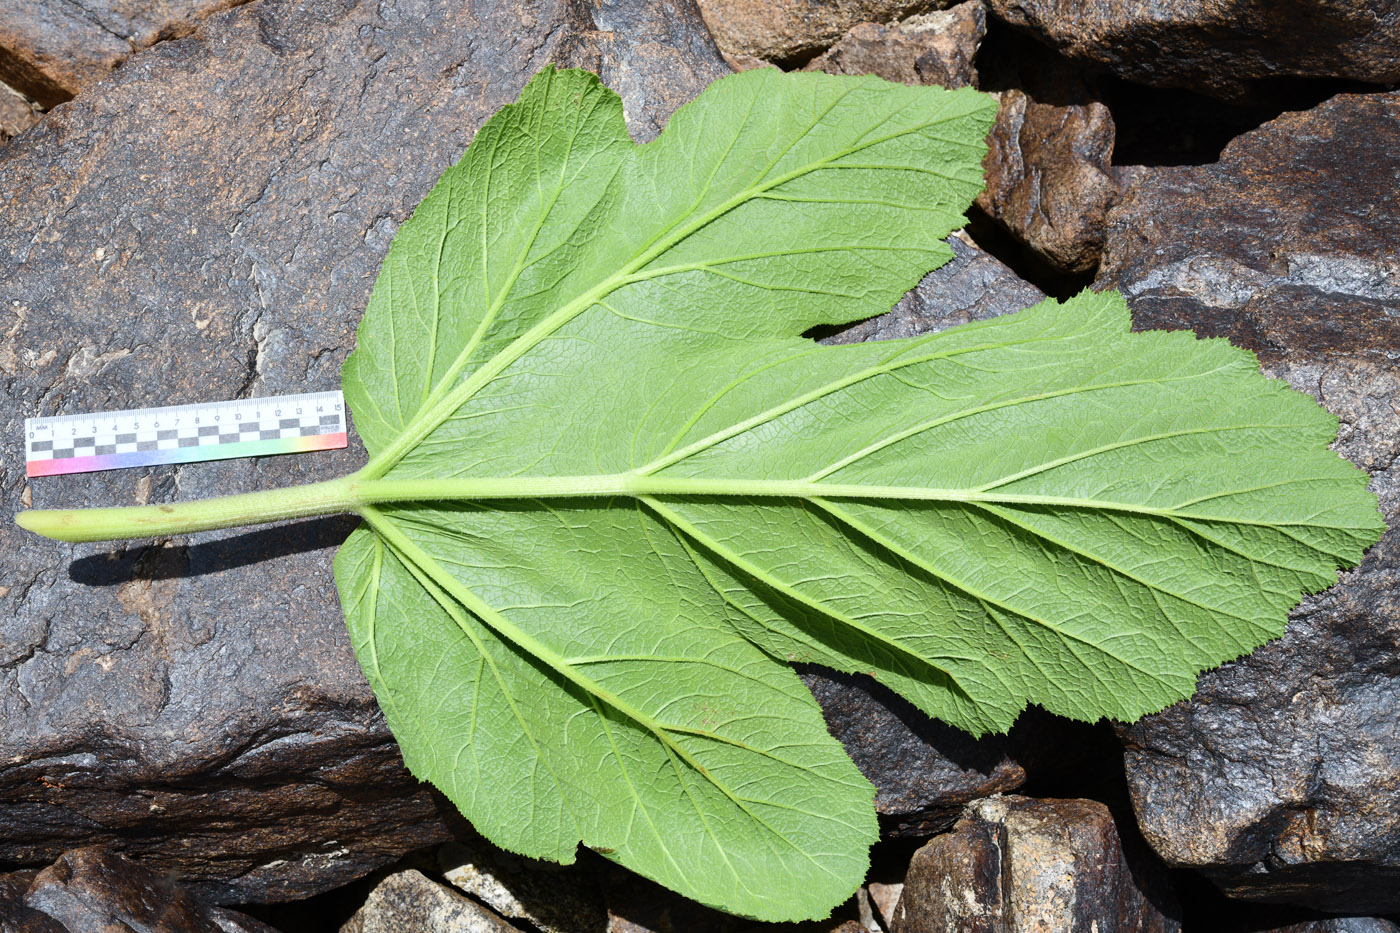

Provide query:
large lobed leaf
left=332, top=67, right=1383, bottom=920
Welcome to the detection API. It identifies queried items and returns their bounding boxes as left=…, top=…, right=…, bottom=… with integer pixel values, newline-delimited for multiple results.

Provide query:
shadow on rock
left=68, top=516, right=362, bottom=586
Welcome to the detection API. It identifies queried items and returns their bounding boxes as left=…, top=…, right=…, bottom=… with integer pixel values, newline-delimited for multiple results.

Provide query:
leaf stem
left=16, top=474, right=362, bottom=543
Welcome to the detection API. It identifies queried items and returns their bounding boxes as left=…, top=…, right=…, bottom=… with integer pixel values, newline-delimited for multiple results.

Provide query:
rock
left=0, top=81, right=37, bottom=144
left=0, top=869, right=65, bottom=933
left=438, top=839, right=606, bottom=933
left=982, top=0, right=1400, bottom=102
left=695, top=0, right=951, bottom=66
left=557, top=0, right=730, bottom=142
left=798, top=669, right=1026, bottom=836
left=894, top=796, right=1181, bottom=933
left=340, top=869, right=520, bottom=933
left=804, top=2, right=985, bottom=88
left=0, top=0, right=728, bottom=905
left=0, top=0, right=249, bottom=109
left=866, top=882, right=903, bottom=929
left=1099, top=92, right=1400, bottom=912
left=975, top=33, right=1117, bottom=275
left=1266, top=922, right=1400, bottom=933
left=22, top=846, right=279, bottom=933
left=821, top=233, right=1046, bottom=347
left=602, top=863, right=863, bottom=932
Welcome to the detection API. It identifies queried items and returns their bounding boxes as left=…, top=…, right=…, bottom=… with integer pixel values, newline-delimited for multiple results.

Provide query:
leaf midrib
left=360, top=94, right=980, bottom=481
left=349, top=473, right=1369, bottom=531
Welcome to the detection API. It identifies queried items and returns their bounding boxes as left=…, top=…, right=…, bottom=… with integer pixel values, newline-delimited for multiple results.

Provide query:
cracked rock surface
left=695, top=0, right=952, bottom=67
left=982, top=0, right=1400, bottom=102
left=0, top=0, right=727, bottom=904
left=1099, top=92, right=1400, bottom=912
left=803, top=1, right=985, bottom=89
left=0, top=0, right=257, bottom=108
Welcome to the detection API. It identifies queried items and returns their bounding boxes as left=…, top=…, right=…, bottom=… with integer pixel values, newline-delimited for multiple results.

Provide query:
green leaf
left=327, top=66, right=1383, bottom=920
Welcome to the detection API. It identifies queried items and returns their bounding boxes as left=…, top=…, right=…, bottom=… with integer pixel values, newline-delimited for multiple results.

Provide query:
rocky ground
left=0, top=0, right=1395, bottom=930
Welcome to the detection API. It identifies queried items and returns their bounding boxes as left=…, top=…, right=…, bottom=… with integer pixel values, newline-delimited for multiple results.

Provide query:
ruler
left=25, top=390, right=347, bottom=478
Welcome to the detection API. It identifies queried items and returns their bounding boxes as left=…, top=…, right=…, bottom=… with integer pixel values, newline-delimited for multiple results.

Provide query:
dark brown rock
left=983, top=0, right=1400, bottom=102
left=340, top=869, right=520, bottom=933
left=22, top=847, right=279, bottom=933
left=0, top=0, right=255, bottom=109
left=695, top=0, right=951, bottom=66
left=894, top=797, right=1180, bottom=933
left=975, top=34, right=1117, bottom=275
left=0, top=0, right=728, bottom=905
left=1099, top=93, right=1400, bottom=912
left=0, top=81, right=37, bottom=144
left=804, top=2, right=985, bottom=88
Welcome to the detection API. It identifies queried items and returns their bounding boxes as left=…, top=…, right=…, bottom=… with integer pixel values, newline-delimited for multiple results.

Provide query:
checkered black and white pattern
left=25, top=391, right=345, bottom=462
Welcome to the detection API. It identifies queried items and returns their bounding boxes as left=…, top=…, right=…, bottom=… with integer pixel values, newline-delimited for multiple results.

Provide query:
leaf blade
left=336, top=66, right=1383, bottom=920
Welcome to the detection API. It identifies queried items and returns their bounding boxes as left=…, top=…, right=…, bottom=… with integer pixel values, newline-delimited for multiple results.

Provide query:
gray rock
left=558, top=0, right=730, bottom=143
left=804, top=2, right=986, bottom=89
left=822, top=233, right=1046, bottom=346
left=22, top=846, right=279, bottom=933
left=983, top=0, right=1400, bottom=102
left=340, top=869, right=520, bottom=933
left=695, top=0, right=952, bottom=66
left=1266, top=921, right=1400, bottom=933
left=893, top=796, right=1181, bottom=933
left=0, top=0, right=728, bottom=905
left=438, top=839, right=606, bottom=933
left=1099, top=93, right=1400, bottom=912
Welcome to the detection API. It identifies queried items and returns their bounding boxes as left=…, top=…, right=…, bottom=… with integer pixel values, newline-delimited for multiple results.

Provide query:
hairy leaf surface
left=332, top=67, right=1383, bottom=920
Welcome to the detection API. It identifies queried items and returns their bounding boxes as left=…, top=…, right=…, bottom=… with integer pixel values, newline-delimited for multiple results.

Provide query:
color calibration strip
left=25, top=391, right=347, bottom=478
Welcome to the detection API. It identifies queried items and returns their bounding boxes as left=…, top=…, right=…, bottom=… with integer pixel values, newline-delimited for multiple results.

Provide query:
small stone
left=438, top=839, right=605, bottom=933
left=340, top=869, right=520, bottom=933
left=0, top=81, right=38, bottom=144
left=22, top=846, right=279, bottom=933
left=804, top=2, right=986, bottom=88
left=893, top=797, right=1181, bottom=932
left=866, top=881, right=903, bottom=929
left=1100, top=92, right=1400, bottom=912
left=981, top=0, right=1400, bottom=101
left=696, top=0, right=952, bottom=66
